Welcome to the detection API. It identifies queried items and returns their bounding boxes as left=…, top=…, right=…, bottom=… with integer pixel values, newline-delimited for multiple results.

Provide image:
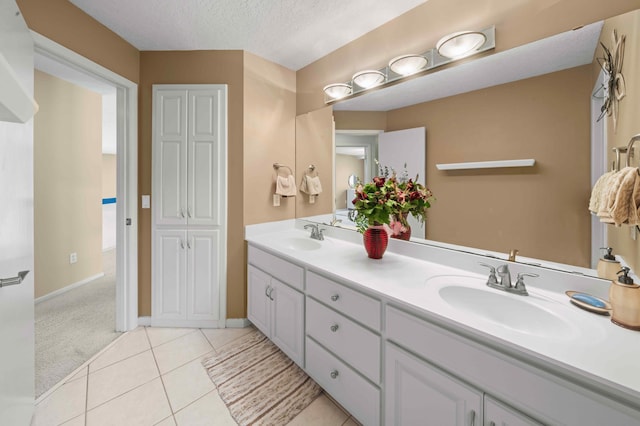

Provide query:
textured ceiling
left=68, top=0, right=428, bottom=70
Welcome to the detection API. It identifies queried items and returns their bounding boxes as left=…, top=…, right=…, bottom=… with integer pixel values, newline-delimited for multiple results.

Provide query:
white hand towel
left=301, top=175, right=323, bottom=195
left=275, top=175, right=297, bottom=197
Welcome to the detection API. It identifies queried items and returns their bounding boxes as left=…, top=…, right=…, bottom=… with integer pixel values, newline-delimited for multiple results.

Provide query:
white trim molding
left=226, top=318, right=251, bottom=328
left=35, top=273, right=105, bottom=304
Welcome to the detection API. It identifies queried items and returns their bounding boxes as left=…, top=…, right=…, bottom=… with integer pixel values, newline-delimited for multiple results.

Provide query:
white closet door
left=154, top=230, right=187, bottom=321
left=154, top=90, right=188, bottom=226
left=188, top=90, right=222, bottom=226
left=378, top=127, right=426, bottom=238
left=186, top=229, right=220, bottom=322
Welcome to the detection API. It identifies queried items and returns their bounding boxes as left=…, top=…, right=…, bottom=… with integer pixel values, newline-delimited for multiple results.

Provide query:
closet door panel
left=154, top=230, right=187, bottom=320
left=188, top=90, right=221, bottom=226
left=154, top=90, right=188, bottom=226
left=187, top=230, right=220, bottom=321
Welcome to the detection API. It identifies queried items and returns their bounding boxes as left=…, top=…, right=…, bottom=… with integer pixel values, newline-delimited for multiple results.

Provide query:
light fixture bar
left=323, top=25, right=495, bottom=104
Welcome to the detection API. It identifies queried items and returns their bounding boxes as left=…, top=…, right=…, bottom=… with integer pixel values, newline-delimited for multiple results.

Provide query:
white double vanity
left=245, top=219, right=640, bottom=426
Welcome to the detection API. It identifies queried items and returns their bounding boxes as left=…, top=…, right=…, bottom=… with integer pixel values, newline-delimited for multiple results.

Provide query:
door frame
left=32, top=31, right=139, bottom=331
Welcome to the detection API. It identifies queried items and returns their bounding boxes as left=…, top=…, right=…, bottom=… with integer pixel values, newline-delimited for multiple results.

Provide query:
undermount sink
left=430, top=277, right=579, bottom=339
left=280, top=237, right=323, bottom=251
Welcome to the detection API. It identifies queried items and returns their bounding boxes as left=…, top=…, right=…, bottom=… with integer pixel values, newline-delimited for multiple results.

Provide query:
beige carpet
left=35, top=249, right=122, bottom=397
left=202, top=328, right=322, bottom=425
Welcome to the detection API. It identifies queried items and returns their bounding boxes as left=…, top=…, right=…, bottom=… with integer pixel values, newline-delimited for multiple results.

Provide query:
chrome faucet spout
left=304, top=224, right=325, bottom=240
left=496, top=264, right=512, bottom=288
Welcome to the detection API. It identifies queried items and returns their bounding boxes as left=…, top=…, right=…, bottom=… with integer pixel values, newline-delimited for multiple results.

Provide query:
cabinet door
left=247, top=265, right=272, bottom=336
left=154, top=89, right=188, bottom=226
left=484, top=396, right=543, bottom=426
left=386, top=342, right=482, bottom=426
left=271, top=279, right=304, bottom=367
left=186, top=230, right=221, bottom=322
left=187, top=89, right=223, bottom=226
left=153, top=230, right=187, bottom=320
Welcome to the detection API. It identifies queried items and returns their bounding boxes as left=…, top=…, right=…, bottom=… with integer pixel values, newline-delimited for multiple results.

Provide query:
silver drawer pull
left=330, top=294, right=339, bottom=301
left=0, top=270, right=29, bottom=288
left=489, top=422, right=495, bottom=426
left=330, top=370, right=339, bottom=379
left=470, top=410, right=476, bottom=426
left=330, top=324, right=339, bottom=332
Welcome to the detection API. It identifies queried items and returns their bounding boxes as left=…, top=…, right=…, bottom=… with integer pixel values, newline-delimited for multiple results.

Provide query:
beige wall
left=243, top=52, right=297, bottom=225
left=336, top=155, right=364, bottom=209
left=17, top=0, right=139, bottom=84
left=34, top=70, right=103, bottom=298
left=383, top=66, right=592, bottom=266
left=295, top=106, right=334, bottom=217
left=334, top=111, right=386, bottom=131
left=600, top=10, right=640, bottom=274
left=297, top=0, right=640, bottom=115
left=102, top=154, right=116, bottom=199
left=139, top=50, right=245, bottom=318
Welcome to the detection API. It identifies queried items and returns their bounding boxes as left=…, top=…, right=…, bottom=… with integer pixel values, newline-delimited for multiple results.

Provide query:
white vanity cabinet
left=247, top=247, right=304, bottom=367
left=305, top=271, right=382, bottom=426
left=385, top=305, right=640, bottom=426
left=385, top=342, right=482, bottom=426
left=484, top=396, right=543, bottom=426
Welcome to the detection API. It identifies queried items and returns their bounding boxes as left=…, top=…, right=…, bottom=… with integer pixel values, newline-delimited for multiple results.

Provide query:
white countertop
left=245, top=219, right=640, bottom=407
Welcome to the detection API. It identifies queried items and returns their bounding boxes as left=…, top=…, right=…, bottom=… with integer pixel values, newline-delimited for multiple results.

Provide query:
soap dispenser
left=609, top=267, right=640, bottom=330
left=597, top=247, right=621, bottom=280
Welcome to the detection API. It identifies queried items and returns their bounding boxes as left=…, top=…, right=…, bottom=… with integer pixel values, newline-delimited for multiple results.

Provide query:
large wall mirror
left=298, top=7, right=640, bottom=278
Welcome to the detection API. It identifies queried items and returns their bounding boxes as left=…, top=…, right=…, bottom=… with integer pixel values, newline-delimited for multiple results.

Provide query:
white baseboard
left=35, top=272, right=105, bottom=304
left=141, top=317, right=249, bottom=328
left=226, top=318, right=251, bottom=328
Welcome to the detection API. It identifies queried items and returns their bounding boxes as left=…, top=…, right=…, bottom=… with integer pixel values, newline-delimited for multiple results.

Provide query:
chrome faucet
left=479, top=263, right=537, bottom=296
left=304, top=224, right=325, bottom=241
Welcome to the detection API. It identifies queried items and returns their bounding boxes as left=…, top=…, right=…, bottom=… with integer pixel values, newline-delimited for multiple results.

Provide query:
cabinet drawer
left=307, top=271, right=381, bottom=330
left=306, top=337, right=380, bottom=426
left=307, top=298, right=380, bottom=383
left=248, top=245, right=303, bottom=291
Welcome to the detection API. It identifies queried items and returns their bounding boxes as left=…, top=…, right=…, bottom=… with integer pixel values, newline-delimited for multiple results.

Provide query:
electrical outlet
left=69, top=252, right=77, bottom=264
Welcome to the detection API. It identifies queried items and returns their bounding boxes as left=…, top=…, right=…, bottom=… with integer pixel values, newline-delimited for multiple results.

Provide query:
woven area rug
left=202, top=328, right=322, bottom=425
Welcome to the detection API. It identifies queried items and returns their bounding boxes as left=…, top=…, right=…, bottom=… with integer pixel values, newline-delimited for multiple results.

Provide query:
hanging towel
left=589, top=171, right=615, bottom=214
left=300, top=175, right=323, bottom=196
left=597, top=168, right=631, bottom=223
left=610, top=167, right=640, bottom=225
left=275, top=175, right=297, bottom=197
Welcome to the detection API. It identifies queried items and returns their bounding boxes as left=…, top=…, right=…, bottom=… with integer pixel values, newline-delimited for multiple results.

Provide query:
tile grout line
left=84, top=366, right=89, bottom=426
left=146, top=327, right=178, bottom=424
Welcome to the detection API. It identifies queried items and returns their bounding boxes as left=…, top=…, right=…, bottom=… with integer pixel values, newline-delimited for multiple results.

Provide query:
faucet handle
left=514, top=272, right=538, bottom=294
left=479, top=262, right=498, bottom=285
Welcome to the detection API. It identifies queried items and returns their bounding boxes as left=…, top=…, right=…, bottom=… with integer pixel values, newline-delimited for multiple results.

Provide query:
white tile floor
left=33, top=326, right=360, bottom=426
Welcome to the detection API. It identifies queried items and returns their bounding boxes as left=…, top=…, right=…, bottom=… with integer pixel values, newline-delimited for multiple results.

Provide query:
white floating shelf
left=436, top=159, right=536, bottom=171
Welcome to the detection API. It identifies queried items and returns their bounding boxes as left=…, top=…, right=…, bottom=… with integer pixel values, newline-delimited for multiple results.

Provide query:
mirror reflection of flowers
left=351, top=162, right=435, bottom=235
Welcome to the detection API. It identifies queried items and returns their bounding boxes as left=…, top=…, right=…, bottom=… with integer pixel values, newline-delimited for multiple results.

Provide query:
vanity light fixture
left=322, top=26, right=494, bottom=104
left=323, top=83, right=352, bottom=100
left=388, top=54, right=428, bottom=76
left=436, top=31, right=487, bottom=59
left=352, top=70, right=386, bottom=89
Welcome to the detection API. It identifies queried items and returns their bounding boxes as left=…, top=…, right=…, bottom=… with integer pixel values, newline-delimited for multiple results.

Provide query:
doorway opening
left=31, top=32, right=138, bottom=397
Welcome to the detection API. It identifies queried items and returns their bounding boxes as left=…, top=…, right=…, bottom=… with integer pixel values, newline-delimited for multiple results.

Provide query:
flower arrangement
left=351, top=162, right=435, bottom=234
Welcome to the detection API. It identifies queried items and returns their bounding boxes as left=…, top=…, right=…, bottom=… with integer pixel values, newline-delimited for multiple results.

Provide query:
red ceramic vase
left=363, top=225, right=389, bottom=259
left=390, top=226, right=411, bottom=241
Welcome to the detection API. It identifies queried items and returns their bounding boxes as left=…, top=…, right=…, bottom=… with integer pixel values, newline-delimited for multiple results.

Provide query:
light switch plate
left=142, top=195, right=150, bottom=209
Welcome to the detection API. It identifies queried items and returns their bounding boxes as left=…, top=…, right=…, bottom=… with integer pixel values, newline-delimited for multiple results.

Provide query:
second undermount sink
left=280, top=237, right=323, bottom=251
left=429, top=277, right=579, bottom=339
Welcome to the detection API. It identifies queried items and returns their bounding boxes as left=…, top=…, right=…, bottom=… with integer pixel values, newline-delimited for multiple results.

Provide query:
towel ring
left=306, top=164, right=318, bottom=177
left=273, top=163, right=293, bottom=176
left=625, top=134, right=640, bottom=167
